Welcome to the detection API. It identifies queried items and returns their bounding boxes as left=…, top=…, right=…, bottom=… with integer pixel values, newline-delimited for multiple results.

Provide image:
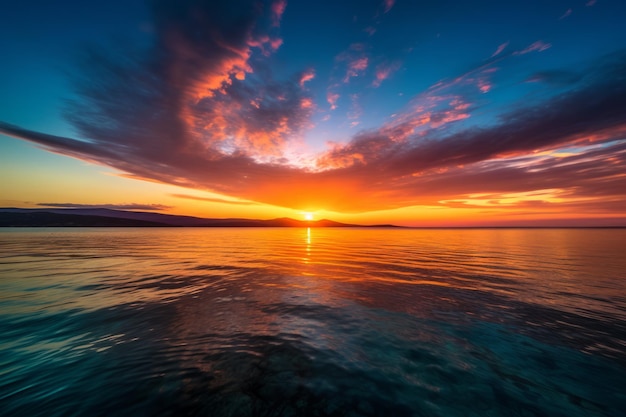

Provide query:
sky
left=1, top=0, right=625, bottom=226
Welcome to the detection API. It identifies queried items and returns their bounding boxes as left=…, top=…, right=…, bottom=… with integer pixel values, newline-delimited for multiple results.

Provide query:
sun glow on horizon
left=304, top=212, right=314, bottom=221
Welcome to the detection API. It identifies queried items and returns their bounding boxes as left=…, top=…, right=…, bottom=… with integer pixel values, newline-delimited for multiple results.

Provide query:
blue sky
left=1, top=0, right=625, bottom=225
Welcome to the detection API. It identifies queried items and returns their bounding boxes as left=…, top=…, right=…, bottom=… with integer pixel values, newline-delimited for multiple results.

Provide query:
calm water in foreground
left=1, top=228, right=625, bottom=416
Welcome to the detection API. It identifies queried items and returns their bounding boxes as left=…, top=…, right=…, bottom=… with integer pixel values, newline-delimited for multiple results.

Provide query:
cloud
left=171, top=194, right=256, bottom=205
left=347, top=94, right=363, bottom=123
left=188, top=74, right=313, bottom=157
left=327, top=91, right=340, bottom=110
left=247, top=35, right=284, bottom=56
left=491, top=41, right=509, bottom=57
left=383, top=0, right=395, bottom=13
left=364, top=26, right=376, bottom=36
left=37, top=203, right=171, bottom=211
left=298, top=68, right=315, bottom=87
left=62, top=0, right=312, bottom=162
left=477, top=78, right=492, bottom=93
left=514, top=40, right=552, bottom=55
left=271, top=0, right=287, bottom=26
left=335, top=44, right=369, bottom=83
left=420, top=139, right=626, bottom=212
left=559, top=8, right=572, bottom=20
left=372, top=61, right=401, bottom=87
left=343, top=57, right=369, bottom=82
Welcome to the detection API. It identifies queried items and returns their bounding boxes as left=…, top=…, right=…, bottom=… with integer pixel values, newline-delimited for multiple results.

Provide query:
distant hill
left=0, top=211, right=171, bottom=227
left=0, top=208, right=398, bottom=228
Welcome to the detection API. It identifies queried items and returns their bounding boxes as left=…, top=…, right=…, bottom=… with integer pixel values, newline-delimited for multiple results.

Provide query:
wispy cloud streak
left=491, top=41, right=509, bottom=57
left=559, top=8, right=572, bottom=20
left=515, top=40, right=551, bottom=55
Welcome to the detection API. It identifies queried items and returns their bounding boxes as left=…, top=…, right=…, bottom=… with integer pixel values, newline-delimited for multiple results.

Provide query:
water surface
left=1, top=228, right=625, bottom=416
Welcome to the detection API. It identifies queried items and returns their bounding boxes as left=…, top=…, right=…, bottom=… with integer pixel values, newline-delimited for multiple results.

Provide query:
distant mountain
left=0, top=208, right=398, bottom=228
left=0, top=211, right=171, bottom=227
left=0, top=207, right=219, bottom=226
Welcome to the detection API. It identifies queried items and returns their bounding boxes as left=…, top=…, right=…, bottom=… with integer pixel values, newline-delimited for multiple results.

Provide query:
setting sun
left=304, top=212, right=314, bottom=221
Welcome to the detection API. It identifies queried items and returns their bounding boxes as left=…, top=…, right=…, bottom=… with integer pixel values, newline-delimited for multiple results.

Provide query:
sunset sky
left=1, top=0, right=625, bottom=226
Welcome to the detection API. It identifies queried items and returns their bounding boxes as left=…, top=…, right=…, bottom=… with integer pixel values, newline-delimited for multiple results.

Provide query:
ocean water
left=0, top=228, right=625, bottom=417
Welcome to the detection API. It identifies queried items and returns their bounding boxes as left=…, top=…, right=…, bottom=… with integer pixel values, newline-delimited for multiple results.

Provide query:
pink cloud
left=586, top=0, right=597, bottom=6
left=347, top=94, right=362, bottom=122
left=559, top=8, right=572, bottom=20
left=491, top=41, right=509, bottom=57
left=515, top=41, right=552, bottom=55
left=334, top=44, right=369, bottom=83
left=271, top=0, right=287, bottom=27
left=299, top=69, right=315, bottom=87
left=270, top=37, right=283, bottom=50
left=372, top=61, right=401, bottom=87
left=376, top=93, right=473, bottom=144
left=350, top=57, right=369, bottom=71
left=247, top=35, right=283, bottom=56
left=383, top=0, right=395, bottom=13
left=300, top=97, right=314, bottom=109
left=349, top=43, right=366, bottom=52
left=430, top=110, right=470, bottom=128
left=189, top=87, right=314, bottom=158
left=327, top=92, right=340, bottom=110
left=364, top=26, right=377, bottom=36
left=478, top=79, right=492, bottom=93
left=344, top=57, right=369, bottom=82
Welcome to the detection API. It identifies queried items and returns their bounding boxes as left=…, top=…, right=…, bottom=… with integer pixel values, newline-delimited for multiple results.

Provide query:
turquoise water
left=1, top=228, right=625, bottom=416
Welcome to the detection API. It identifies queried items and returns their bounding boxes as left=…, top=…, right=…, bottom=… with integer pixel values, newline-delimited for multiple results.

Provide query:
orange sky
left=1, top=0, right=625, bottom=226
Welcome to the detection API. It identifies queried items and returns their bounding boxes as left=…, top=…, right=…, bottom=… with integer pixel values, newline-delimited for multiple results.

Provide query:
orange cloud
left=300, top=98, right=314, bottom=109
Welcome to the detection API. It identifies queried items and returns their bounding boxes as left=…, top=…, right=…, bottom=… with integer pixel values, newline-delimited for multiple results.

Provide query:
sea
left=0, top=227, right=624, bottom=417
